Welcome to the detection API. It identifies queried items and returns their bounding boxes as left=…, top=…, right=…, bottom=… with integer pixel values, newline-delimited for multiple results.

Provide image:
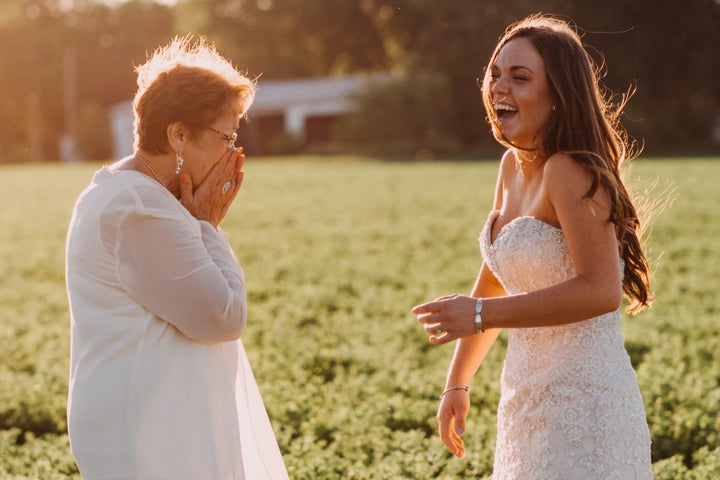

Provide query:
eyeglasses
left=206, top=126, right=238, bottom=148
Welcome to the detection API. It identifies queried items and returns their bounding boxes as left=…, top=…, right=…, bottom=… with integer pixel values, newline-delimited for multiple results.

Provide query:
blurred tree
left=0, top=0, right=717, bottom=161
left=0, top=1, right=64, bottom=161
left=173, top=0, right=389, bottom=78
left=557, top=0, right=720, bottom=154
left=68, top=0, right=176, bottom=159
left=0, top=0, right=174, bottom=162
left=351, top=0, right=720, bottom=154
left=333, top=72, right=458, bottom=154
left=338, top=0, right=567, bottom=151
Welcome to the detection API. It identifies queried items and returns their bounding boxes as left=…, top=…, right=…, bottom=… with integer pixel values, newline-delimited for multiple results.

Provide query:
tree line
left=1, top=0, right=718, bottom=162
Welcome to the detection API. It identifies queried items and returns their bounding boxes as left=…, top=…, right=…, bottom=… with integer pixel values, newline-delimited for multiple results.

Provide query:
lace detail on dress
left=478, top=211, right=652, bottom=480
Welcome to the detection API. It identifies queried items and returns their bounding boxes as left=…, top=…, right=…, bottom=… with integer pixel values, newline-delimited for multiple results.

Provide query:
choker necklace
left=135, top=153, right=166, bottom=187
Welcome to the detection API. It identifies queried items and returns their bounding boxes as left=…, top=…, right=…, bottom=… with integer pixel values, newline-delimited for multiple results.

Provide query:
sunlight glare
left=98, top=0, right=178, bottom=6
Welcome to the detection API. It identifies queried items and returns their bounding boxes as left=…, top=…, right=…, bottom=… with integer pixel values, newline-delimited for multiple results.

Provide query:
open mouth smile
left=494, top=103, right=518, bottom=119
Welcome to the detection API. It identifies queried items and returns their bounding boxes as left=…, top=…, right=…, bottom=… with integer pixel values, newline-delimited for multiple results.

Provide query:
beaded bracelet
left=439, top=384, right=470, bottom=400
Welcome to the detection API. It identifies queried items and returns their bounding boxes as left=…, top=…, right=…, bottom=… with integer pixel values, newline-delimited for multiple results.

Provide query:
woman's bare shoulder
left=499, top=148, right=516, bottom=168
left=543, top=152, right=611, bottom=214
left=543, top=153, right=594, bottom=196
left=497, top=148, right=518, bottom=180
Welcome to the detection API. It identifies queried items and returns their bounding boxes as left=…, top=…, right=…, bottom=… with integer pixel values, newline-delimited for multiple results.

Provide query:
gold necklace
left=135, top=152, right=166, bottom=187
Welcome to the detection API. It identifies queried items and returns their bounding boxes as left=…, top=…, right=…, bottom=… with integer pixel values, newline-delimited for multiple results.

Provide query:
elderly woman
left=65, top=37, right=288, bottom=479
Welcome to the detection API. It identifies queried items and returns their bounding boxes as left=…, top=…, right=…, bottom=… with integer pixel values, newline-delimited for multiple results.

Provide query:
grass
left=0, top=156, right=718, bottom=479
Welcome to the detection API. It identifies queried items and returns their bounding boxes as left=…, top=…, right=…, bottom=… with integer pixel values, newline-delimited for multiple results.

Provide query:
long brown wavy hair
left=481, top=14, right=652, bottom=313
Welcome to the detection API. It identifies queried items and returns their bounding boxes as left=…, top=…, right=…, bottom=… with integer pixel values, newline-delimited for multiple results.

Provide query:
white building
left=110, top=73, right=388, bottom=158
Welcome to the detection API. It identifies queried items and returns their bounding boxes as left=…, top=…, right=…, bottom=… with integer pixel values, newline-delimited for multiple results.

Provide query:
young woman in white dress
left=66, top=37, right=288, bottom=479
left=413, top=15, right=653, bottom=479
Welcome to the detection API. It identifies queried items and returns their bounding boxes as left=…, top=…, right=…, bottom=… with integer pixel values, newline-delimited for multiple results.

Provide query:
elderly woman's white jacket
left=66, top=167, right=288, bottom=479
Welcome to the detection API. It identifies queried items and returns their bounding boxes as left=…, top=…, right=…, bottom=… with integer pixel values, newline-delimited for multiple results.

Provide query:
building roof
left=249, top=74, right=389, bottom=115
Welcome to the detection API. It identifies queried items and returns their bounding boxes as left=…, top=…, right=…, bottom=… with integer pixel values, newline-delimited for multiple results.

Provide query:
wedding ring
left=434, top=325, right=443, bottom=335
left=222, top=181, right=232, bottom=194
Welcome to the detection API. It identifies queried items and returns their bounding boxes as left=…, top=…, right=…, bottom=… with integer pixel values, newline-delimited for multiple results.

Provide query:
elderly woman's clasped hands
left=179, top=147, right=246, bottom=228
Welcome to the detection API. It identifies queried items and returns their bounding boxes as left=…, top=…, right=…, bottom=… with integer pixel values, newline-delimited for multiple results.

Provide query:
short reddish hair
left=133, top=36, right=255, bottom=154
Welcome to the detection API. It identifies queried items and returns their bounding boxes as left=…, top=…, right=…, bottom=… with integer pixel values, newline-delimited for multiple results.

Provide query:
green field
left=1, top=156, right=718, bottom=479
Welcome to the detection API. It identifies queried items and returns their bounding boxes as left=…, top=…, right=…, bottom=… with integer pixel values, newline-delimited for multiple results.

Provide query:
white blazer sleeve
left=115, top=208, right=247, bottom=343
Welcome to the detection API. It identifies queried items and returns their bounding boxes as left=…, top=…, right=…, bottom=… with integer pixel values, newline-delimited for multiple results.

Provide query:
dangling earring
left=552, top=105, right=556, bottom=112
left=175, top=152, right=184, bottom=175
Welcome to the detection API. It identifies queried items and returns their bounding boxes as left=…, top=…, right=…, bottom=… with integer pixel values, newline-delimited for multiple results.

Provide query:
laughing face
left=487, top=37, right=555, bottom=151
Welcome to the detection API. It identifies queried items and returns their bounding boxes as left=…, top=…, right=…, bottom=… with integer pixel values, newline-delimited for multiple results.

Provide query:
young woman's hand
left=180, top=148, right=245, bottom=227
left=437, top=389, right=470, bottom=458
left=413, top=294, right=478, bottom=344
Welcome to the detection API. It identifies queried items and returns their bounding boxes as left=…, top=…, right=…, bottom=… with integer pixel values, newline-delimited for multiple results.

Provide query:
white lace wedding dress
left=479, top=211, right=653, bottom=479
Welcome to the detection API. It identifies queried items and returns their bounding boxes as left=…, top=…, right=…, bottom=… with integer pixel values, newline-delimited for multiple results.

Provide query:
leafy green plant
left=0, top=157, right=718, bottom=478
